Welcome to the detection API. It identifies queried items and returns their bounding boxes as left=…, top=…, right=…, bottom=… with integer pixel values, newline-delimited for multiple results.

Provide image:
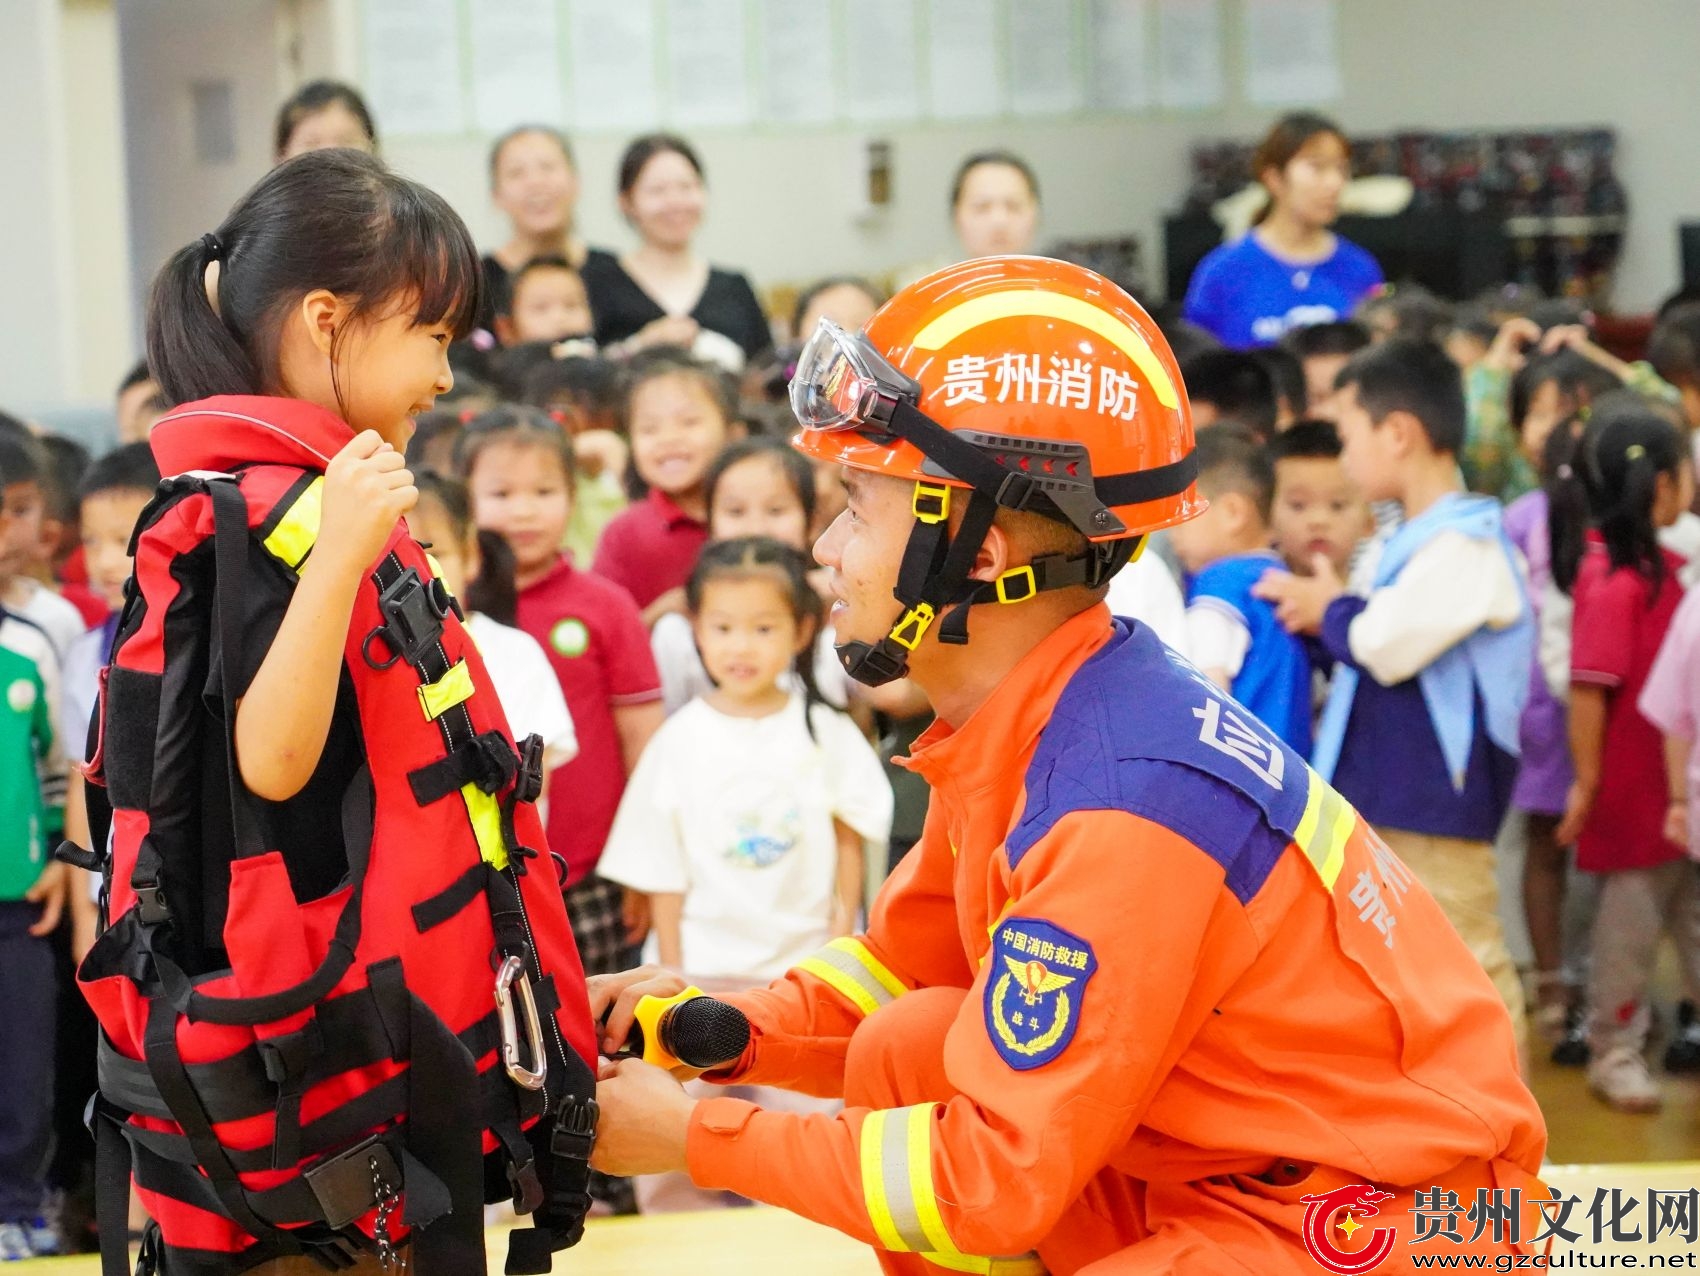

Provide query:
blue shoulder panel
left=1007, top=621, right=1310, bottom=904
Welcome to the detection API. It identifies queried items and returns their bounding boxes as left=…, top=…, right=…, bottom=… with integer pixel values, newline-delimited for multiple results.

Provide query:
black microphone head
left=663, top=996, right=752, bottom=1069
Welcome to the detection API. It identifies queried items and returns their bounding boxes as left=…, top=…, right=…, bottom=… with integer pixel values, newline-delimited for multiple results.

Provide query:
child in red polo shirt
left=459, top=406, right=665, bottom=980
left=591, top=350, right=738, bottom=624
left=1551, top=408, right=1694, bottom=1113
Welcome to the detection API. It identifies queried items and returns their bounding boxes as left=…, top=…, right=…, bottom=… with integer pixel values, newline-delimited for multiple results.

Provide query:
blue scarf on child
left=1312, top=492, right=1531, bottom=788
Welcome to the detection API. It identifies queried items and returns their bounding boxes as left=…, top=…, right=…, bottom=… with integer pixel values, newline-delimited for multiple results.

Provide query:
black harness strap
left=367, top=961, right=485, bottom=1275
left=407, top=730, right=519, bottom=806
left=142, top=997, right=297, bottom=1255
left=90, top=1097, right=135, bottom=1276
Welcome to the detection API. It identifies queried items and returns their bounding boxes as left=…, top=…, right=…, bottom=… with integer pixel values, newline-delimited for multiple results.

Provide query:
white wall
left=62, top=0, right=133, bottom=403
left=368, top=0, right=1700, bottom=317
left=0, top=0, right=131, bottom=417
left=11, top=0, right=1700, bottom=413
left=117, top=0, right=292, bottom=333
left=0, top=0, right=78, bottom=408
left=366, top=0, right=1700, bottom=314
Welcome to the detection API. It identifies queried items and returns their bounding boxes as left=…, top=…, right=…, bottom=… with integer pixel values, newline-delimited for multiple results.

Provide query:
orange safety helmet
left=789, top=256, right=1201, bottom=687
left=792, top=255, right=1202, bottom=540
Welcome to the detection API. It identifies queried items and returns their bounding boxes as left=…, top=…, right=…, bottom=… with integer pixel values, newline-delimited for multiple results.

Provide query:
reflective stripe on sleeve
left=1294, top=767, right=1352, bottom=890
left=857, top=1104, right=1043, bottom=1274
left=795, top=937, right=906, bottom=1017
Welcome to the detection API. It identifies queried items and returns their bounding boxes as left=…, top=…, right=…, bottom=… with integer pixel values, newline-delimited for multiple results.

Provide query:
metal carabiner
left=494, top=955, right=548, bottom=1091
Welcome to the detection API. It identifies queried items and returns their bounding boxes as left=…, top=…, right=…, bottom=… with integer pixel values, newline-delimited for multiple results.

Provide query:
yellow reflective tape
left=1318, top=788, right=1356, bottom=890
left=910, top=290, right=1179, bottom=409
left=796, top=938, right=905, bottom=1017
left=916, top=1251, right=989, bottom=1273
left=797, top=956, right=880, bottom=1017
left=832, top=937, right=906, bottom=1000
left=417, top=660, right=475, bottom=721
left=1294, top=768, right=1326, bottom=862
left=460, top=783, right=509, bottom=871
left=862, top=1102, right=1037, bottom=1275
left=905, top=1105, right=964, bottom=1259
left=261, top=477, right=324, bottom=571
left=1295, top=771, right=1350, bottom=891
left=860, top=1110, right=908, bottom=1252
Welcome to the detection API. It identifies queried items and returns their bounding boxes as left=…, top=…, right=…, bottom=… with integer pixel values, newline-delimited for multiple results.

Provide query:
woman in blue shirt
left=1183, top=113, right=1383, bottom=349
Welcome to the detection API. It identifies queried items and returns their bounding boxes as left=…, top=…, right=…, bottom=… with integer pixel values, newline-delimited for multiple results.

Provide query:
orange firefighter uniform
left=673, top=257, right=1547, bottom=1273
left=683, top=606, right=1548, bottom=1274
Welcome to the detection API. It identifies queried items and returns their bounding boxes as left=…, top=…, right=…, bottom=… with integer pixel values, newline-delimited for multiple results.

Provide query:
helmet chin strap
left=833, top=480, right=1138, bottom=688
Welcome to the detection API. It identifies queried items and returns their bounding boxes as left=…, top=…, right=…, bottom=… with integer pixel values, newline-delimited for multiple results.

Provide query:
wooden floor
left=25, top=960, right=1700, bottom=1271
left=22, top=1047, right=1700, bottom=1272
left=25, top=1162, right=1700, bottom=1275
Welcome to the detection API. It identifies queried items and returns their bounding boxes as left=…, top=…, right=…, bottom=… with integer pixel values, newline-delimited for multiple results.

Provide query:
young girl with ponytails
left=597, top=536, right=891, bottom=1211
left=1550, top=405, right=1698, bottom=1113
left=82, top=149, right=597, bottom=1275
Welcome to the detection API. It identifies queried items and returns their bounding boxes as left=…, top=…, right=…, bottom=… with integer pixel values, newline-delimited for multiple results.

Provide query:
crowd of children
left=3, top=119, right=1700, bottom=1262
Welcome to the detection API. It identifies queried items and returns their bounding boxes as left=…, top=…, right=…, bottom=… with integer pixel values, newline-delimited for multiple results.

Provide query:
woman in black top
left=478, top=125, right=613, bottom=333
left=581, top=133, right=770, bottom=369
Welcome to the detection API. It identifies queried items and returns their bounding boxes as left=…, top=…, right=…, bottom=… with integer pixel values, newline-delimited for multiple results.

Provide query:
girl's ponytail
left=467, top=529, right=519, bottom=628
left=1606, top=438, right=1669, bottom=600
left=1545, top=416, right=1590, bottom=596
left=1549, top=404, right=1683, bottom=600
left=146, top=234, right=263, bottom=406
left=143, top=149, right=482, bottom=412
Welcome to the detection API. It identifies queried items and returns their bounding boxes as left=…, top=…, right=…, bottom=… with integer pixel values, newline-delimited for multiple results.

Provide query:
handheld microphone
left=617, top=987, right=751, bottom=1071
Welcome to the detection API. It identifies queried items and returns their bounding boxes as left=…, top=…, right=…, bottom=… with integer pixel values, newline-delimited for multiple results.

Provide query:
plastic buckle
left=303, top=1134, right=399, bottom=1232
left=134, top=882, right=170, bottom=926
left=994, top=469, right=1037, bottom=511
left=889, top=603, right=936, bottom=651
left=361, top=567, right=446, bottom=670
left=911, top=481, right=951, bottom=525
left=514, top=734, right=545, bottom=805
left=995, top=565, right=1038, bottom=604
left=550, top=1096, right=599, bottom=1159
left=426, top=575, right=461, bottom=622
left=495, top=956, right=549, bottom=1091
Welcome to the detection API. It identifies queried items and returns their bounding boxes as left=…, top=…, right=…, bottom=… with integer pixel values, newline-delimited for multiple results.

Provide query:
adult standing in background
left=951, top=150, right=1041, bottom=260
left=1183, top=113, right=1383, bottom=349
left=581, top=134, right=770, bottom=371
left=272, top=80, right=378, bottom=162
left=479, top=125, right=613, bottom=332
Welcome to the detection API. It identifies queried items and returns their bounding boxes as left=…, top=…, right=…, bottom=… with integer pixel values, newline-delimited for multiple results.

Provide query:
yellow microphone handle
left=630, top=986, right=706, bottom=1070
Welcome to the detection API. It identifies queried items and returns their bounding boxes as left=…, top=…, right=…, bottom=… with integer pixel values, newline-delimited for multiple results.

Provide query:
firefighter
left=589, top=257, right=1547, bottom=1274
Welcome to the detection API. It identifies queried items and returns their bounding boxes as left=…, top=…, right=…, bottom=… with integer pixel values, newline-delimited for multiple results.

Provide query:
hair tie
left=1556, top=463, right=1574, bottom=480
left=200, top=232, right=224, bottom=261
left=1626, top=443, right=1647, bottom=462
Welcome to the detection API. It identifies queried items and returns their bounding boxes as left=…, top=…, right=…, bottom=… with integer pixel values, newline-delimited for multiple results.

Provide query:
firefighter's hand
left=319, top=431, right=416, bottom=575
left=587, top=964, right=693, bottom=1057
left=589, top=1056, right=693, bottom=1176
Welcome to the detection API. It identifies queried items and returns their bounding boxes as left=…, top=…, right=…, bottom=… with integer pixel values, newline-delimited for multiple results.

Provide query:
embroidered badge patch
left=984, top=917, right=1098, bottom=1071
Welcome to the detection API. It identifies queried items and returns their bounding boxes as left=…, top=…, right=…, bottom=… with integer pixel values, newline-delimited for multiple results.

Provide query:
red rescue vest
left=70, top=398, right=599, bottom=1276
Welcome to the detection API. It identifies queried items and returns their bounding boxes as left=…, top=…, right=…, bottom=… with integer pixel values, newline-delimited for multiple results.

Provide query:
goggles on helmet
left=790, top=318, right=924, bottom=434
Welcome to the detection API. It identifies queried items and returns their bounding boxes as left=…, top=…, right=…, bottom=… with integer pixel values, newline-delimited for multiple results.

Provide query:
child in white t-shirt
left=599, top=536, right=893, bottom=1210
left=407, top=474, right=577, bottom=783
left=651, top=437, right=849, bottom=713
